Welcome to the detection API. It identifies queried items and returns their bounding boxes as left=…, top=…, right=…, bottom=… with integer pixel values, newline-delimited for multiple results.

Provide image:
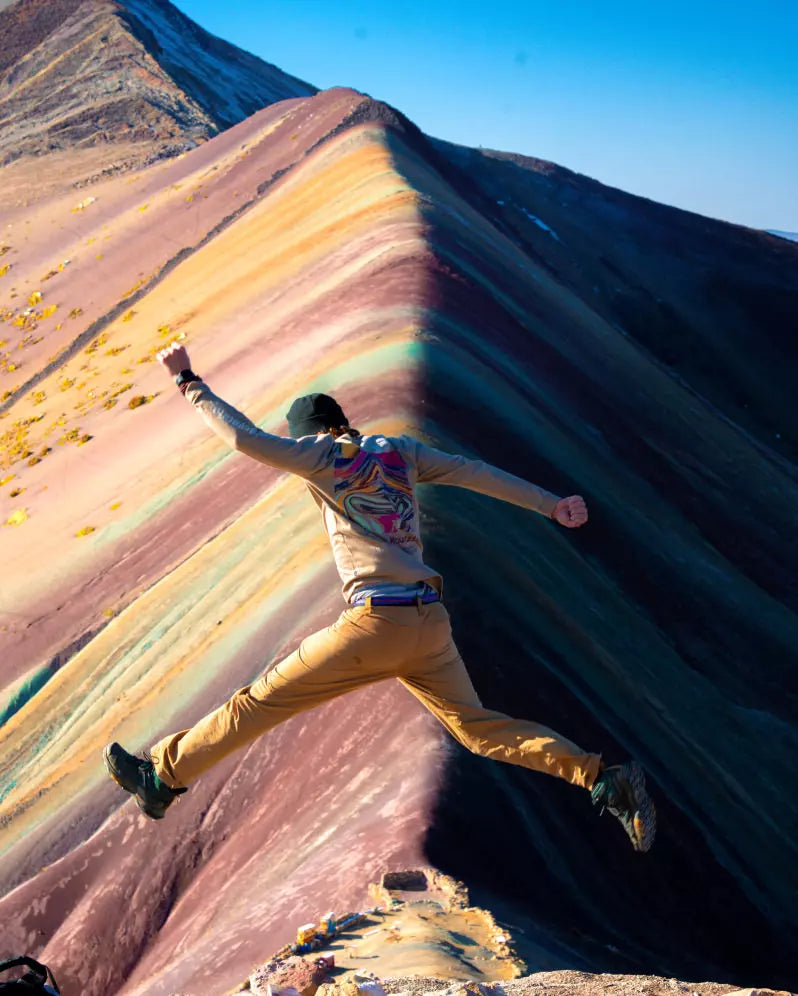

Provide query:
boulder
left=250, top=956, right=329, bottom=996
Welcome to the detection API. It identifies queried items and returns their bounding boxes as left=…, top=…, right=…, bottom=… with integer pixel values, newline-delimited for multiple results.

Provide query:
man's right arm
left=184, top=380, right=332, bottom=478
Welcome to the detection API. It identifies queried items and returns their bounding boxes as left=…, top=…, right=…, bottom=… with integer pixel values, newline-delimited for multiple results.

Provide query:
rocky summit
left=0, top=0, right=315, bottom=167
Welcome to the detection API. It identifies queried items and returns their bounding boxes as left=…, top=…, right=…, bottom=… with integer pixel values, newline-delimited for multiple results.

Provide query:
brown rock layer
left=0, top=0, right=316, bottom=167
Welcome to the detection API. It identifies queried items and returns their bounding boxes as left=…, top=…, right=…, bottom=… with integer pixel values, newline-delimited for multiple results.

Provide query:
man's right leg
left=148, top=605, right=415, bottom=789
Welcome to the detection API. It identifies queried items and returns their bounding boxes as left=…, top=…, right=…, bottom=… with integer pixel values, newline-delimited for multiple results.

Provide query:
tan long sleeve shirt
left=184, top=381, right=561, bottom=602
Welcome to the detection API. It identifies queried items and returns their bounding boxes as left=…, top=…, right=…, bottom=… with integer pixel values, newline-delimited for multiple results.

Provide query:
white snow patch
left=520, top=207, right=562, bottom=242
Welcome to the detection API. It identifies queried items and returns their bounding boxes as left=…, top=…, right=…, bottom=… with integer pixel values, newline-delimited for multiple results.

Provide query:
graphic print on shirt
left=334, top=444, right=415, bottom=543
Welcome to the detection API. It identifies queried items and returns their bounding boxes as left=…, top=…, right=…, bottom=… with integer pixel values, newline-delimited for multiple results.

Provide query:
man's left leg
left=400, top=640, right=602, bottom=789
left=397, top=602, right=655, bottom=851
left=105, top=604, right=425, bottom=818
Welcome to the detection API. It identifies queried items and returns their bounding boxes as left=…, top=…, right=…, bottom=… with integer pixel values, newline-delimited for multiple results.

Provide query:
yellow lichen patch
left=139, top=204, right=149, bottom=212
left=77, top=434, right=92, bottom=446
left=39, top=446, right=52, bottom=457
left=0, top=474, right=14, bottom=486
left=102, top=608, right=116, bottom=618
left=5, top=508, right=27, bottom=527
left=109, top=501, right=121, bottom=510
left=41, top=269, right=59, bottom=282
left=86, top=237, right=96, bottom=245
left=105, top=345, right=128, bottom=356
left=28, top=291, right=43, bottom=306
left=9, top=487, right=24, bottom=497
left=30, top=390, right=46, bottom=406
left=122, top=279, right=145, bottom=299
left=85, top=334, right=108, bottom=354
left=185, top=194, right=194, bottom=203
left=40, top=304, right=58, bottom=319
left=128, top=394, right=153, bottom=409
left=122, top=310, right=135, bottom=322
left=0, top=265, right=10, bottom=278
left=0, top=414, right=43, bottom=469
left=75, top=525, right=95, bottom=537
left=69, top=307, right=83, bottom=319
left=57, top=426, right=85, bottom=446
left=27, top=455, right=40, bottom=466
left=0, top=246, right=9, bottom=256
left=103, top=383, right=133, bottom=408
left=120, top=367, right=133, bottom=374
left=95, top=254, right=103, bottom=261
left=59, top=377, right=75, bottom=391
left=157, top=324, right=172, bottom=338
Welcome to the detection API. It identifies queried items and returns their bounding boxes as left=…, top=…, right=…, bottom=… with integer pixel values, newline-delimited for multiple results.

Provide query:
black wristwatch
left=175, top=368, right=201, bottom=394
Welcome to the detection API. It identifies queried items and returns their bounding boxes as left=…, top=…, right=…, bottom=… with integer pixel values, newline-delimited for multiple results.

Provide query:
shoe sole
left=622, top=761, right=656, bottom=853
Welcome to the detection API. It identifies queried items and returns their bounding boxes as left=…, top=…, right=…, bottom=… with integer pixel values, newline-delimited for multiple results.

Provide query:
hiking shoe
left=591, top=760, right=656, bottom=852
left=103, top=742, right=186, bottom=820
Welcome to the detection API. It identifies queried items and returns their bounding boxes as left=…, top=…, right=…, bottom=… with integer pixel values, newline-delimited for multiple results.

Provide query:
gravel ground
left=378, top=973, right=794, bottom=996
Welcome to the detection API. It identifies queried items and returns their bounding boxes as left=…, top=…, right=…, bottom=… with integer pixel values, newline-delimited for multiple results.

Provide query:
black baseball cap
left=286, top=393, right=347, bottom=438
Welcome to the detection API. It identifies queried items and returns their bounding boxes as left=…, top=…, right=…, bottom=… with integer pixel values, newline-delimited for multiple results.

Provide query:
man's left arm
left=405, top=435, right=588, bottom=528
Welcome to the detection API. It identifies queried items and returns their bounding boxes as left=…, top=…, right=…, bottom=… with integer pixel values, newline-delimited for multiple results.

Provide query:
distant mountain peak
left=0, top=0, right=316, bottom=165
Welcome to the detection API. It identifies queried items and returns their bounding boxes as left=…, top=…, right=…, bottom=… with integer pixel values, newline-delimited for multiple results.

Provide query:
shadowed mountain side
left=371, top=133, right=797, bottom=983
left=0, top=0, right=316, bottom=167
left=432, top=140, right=798, bottom=468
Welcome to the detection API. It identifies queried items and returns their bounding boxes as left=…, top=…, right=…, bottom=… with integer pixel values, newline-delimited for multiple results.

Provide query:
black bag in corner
left=0, top=957, right=60, bottom=994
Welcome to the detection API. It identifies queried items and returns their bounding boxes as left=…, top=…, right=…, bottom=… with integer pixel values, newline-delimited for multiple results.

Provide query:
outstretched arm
left=157, top=342, right=331, bottom=478
left=409, top=436, right=588, bottom=529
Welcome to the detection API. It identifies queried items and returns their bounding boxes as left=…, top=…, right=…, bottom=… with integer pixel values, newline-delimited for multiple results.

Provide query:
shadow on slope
left=352, top=114, right=798, bottom=987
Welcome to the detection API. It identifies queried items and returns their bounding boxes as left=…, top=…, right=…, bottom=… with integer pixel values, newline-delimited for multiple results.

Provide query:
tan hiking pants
left=150, top=601, right=601, bottom=791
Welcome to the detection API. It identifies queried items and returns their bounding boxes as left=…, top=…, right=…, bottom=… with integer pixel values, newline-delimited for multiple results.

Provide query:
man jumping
left=103, top=342, right=656, bottom=852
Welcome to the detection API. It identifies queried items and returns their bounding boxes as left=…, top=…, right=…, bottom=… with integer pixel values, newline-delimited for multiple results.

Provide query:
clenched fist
left=552, top=495, right=588, bottom=528
left=156, top=341, right=192, bottom=378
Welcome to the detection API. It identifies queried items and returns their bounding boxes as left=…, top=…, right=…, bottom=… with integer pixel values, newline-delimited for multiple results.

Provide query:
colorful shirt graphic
left=334, top=444, right=415, bottom=544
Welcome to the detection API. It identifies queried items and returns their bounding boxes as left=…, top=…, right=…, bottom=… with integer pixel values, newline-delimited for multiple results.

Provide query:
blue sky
left=173, top=1, right=798, bottom=231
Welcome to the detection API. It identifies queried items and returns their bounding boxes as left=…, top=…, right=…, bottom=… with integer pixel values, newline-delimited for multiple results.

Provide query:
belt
left=354, top=592, right=441, bottom=608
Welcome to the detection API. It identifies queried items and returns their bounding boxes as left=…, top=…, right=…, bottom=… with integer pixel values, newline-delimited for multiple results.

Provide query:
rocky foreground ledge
left=243, top=968, right=794, bottom=996
left=230, top=871, right=795, bottom=996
